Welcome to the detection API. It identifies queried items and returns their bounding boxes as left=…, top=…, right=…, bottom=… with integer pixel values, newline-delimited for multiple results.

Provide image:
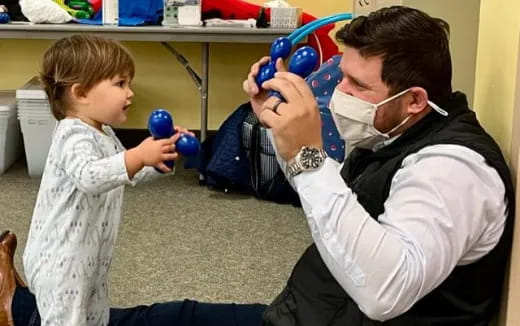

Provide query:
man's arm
left=288, top=144, right=507, bottom=321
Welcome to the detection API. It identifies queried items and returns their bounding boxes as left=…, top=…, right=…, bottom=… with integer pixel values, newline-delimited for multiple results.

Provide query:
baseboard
left=114, top=128, right=217, bottom=148
left=113, top=128, right=217, bottom=149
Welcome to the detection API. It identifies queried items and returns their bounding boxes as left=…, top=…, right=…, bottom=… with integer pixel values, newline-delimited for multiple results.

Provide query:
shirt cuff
left=293, top=157, right=343, bottom=194
left=116, top=151, right=137, bottom=186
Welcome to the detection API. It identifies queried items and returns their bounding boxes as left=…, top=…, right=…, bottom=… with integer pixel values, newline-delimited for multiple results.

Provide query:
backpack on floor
left=241, top=109, right=300, bottom=205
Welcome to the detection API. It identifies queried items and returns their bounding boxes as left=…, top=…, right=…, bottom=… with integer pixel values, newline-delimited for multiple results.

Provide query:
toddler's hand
left=125, top=134, right=181, bottom=177
left=173, top=125, right=195, bottom=139
left=136, top=135, right=180, bottom=167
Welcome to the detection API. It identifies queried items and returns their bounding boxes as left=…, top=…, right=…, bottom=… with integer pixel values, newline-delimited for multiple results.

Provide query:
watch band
left=286, top=159, right=304, bottom=177
left=286, top=146, right=327, bottom=178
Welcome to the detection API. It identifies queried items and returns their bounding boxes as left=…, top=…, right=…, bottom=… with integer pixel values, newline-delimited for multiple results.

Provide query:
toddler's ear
left=70, top=83, right=88, bottom=103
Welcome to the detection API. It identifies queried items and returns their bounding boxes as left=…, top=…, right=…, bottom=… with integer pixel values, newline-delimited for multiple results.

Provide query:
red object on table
left=202, top=0, right=341, bottom=62
left=88, top=0, right=101, bottom=14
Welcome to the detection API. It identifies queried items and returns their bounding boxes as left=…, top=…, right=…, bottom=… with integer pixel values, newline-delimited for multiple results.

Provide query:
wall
left=0, top=1, right=485, bottom=132
left=474, top=0, right=520, bottom=161
left=0, top=0, right=349, bottom=130
left=473, top=1, right=520, bottom=324
left=474, top=1, right=520, bottom=324
left=406, top=0, right=481, bottom=107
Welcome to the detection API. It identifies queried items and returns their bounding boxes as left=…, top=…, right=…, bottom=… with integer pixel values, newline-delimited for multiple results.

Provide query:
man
left=1, top=6, right=514, bottom=326
left=243, top=5, right=513, bottom=326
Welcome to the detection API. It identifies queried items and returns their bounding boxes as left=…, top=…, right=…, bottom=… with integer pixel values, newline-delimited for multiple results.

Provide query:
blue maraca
left=288, top=46, right=319, bottom=77
left=255, top=13, right=353, bottom=90
left=175, top=132, right=200, bottom=156
left=148, top=108, right=200, bottom=171
left=255, top=37, right=292, bottom=86
left=148, top=109, right=175, bottom=170
left=267, top=46, right=318, bottom=100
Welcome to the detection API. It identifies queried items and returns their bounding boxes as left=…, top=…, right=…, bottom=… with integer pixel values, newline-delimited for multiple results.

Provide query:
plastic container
left=0, top=91, right=23, bottom=175
left=16, top=77, right=57, bottom=178
left=18, top=117, right=56, bottom=178
left=163, top=0, right=201, bottom=26
left=162, top=0, right=181, bottom=26
left=270, top=7, right=302, bottom=29
left=102, top=0, right=119, bottom=25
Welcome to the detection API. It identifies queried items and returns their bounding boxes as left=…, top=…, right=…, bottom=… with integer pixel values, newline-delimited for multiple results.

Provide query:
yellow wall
left=0, top=0, right=349, bottom=130
left=405, top=0, right=481, bottom=107
left=474, top=2, right=520, bottom=325
left=474, top=0, right=520, bottom=161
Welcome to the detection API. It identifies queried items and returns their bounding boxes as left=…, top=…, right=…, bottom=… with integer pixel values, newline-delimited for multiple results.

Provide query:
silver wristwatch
left=286, top=146, right=327, bottom=178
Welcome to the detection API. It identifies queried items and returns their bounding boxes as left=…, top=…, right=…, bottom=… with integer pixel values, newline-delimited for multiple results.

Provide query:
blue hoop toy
left=288, top=13, right=353, bottom=45
left=255, top=12, right=353, bottom=90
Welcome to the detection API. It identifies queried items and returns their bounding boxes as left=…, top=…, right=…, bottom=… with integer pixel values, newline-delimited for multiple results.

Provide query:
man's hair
left=40, top=34, right=135, bottom=120
left=336, top=6, right=452, bottom=105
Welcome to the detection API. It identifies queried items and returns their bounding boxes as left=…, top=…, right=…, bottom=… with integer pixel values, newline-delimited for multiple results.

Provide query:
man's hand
left=242, top=57, right=286, bottom=118
left=259, top=71, right=323, bottom=162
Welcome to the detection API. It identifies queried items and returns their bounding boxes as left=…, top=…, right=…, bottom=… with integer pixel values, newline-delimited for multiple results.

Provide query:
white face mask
left=329, top=88, right=448, bottom=151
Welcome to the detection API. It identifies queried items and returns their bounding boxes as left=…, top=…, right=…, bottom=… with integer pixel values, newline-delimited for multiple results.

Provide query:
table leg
left=200, top=42, right=209, bottom=143
left=160, top=42, right=209, bottom=144
left=160, top=41, right=208, bottom=181
left=199, top=43, right=209, bottom=182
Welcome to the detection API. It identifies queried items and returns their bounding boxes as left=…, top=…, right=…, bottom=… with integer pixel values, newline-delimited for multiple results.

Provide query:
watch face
left=301, top=147, right=324, bottom=169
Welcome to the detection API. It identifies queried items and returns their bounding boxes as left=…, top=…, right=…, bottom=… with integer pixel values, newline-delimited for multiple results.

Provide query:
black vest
left=263, top=92, right=515, bottom=326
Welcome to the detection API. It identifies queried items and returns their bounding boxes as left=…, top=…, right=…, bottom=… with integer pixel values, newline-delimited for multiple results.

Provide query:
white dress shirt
left=271, top=130, right=507, bottom=321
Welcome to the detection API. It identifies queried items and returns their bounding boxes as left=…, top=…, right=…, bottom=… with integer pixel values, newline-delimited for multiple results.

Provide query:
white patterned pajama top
left=23, top=118, right=167, bottom=326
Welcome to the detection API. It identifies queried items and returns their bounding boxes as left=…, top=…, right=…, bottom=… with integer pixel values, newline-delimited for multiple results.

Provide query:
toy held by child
left=22, top=35, right=190, bottom=325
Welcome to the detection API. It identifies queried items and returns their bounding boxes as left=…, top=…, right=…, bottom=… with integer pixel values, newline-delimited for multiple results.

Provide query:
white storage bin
left=17, top=77, right=56, bottom=178
left=270, top=7, right=302, bottom=29
left=15, top=77, right=47, bottom=100
left=163, top=0, right=202, bottom=26
left=19, top=117, right=56, bottom=178
left=102, top=0, right=119, bottom=25
left=0, top=91, right=23, bottom=175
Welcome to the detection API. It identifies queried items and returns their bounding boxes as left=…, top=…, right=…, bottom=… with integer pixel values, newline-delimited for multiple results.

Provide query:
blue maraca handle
left=288, top=13, right=353, bottom=45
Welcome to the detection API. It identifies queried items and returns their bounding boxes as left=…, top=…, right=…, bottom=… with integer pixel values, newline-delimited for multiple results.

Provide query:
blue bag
left=77, top=0, right=163, bottom=26
left=306, top=55, right=345, bottom=162
left=118, top=0, right=163, bottom=25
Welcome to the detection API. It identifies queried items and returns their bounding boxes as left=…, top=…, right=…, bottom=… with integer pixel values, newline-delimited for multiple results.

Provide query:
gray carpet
left=0, top=158, right=312, bottom=307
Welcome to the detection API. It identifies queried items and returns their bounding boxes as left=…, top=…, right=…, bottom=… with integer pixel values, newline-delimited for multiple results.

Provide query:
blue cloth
left=305, top=54, right=345, bottom=162
left=13, top=287, right=267, bottom=326
left=77, top=0, right=163, bottom=26
left=118, top=0, right=163, bottom=26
